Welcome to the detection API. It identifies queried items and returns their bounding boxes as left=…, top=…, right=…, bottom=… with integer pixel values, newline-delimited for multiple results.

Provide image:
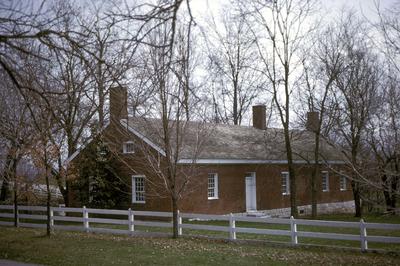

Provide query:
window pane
left=322, top=172, right=329, bottom=191
left=208, top=173, right=217, bottom=199
left=340, top=175, right=347, bottom=190
left=282, top=172, right=289, bottom=195
left=124, top=142, right=135, bottom=153
left=134, top=176, right=145, bottom=202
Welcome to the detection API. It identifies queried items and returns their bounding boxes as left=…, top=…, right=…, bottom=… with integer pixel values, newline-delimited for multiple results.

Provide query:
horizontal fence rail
left=0, top=204, right=400, bottom=252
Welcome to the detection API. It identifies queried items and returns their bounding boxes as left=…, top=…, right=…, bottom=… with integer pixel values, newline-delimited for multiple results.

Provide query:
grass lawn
left=0, top=227, right=400, bottom=266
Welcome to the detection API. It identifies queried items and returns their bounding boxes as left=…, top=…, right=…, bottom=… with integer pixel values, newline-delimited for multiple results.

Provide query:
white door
left=245, top=173, right=257, bottom=211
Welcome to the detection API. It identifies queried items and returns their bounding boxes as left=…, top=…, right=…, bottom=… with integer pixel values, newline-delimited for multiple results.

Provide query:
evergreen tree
left=73, top=139, right=128, bottom=209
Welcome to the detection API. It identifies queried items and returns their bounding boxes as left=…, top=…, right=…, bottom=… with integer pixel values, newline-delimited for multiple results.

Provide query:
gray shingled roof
left=123, top=117, right=343, bottom=162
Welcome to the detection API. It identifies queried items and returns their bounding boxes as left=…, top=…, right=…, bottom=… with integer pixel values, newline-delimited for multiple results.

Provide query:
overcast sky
left=190, top=0, right=398, bottom=23
left=186, top=0, right=399, bottom=126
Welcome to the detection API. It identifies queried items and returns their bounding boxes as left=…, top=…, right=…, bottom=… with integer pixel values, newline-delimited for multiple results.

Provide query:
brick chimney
left=110, top=86, right=128, bottom=122
left=252, top=105, right=266, bottom=130
left=306, top=111, right=319, bottom=132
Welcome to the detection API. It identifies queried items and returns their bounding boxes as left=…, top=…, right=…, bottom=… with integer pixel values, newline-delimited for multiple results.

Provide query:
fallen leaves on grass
left=1, top=227, right=400, bottom=265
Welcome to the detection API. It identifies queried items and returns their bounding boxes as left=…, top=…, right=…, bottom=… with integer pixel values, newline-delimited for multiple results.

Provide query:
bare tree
left=298, top=22, right=344, bottom=217
left=367, top=68, right=400, bottom=213
left=30, top=99, right=61, bottom=236
left=239, top=0, right=317, bottom=217
left=171, top=23, right=199, bottom=121
left=80, top=1, right=135, bottom=129
left=0, top=0, right=88, bottom=88
left=1, top=0, right=207, bottom=236
left=45, top=47, right=100, bottom=205
left=204, top=6, right=262, bottom=125
left=329, top=13, right=380, bottom=217
left=145, top=20, right=193, bottom=239
left=95, top=0, right=204, bottom=238
left=368, top=2, right=400, bottom=213
left=376, top=1, right=400, bottom=73
left=0, top=71, right=34, bottom=226
left=0, top=0, right=89, bottom=231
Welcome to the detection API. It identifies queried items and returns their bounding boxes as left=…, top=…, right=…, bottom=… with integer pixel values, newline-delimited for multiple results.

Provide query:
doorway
left=245, top=172, right=256, bottom=211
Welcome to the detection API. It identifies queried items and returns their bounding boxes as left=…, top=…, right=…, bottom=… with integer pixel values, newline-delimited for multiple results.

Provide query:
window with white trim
left=281, top=172, right=290, bottom=195
left=340, top=173, right=347, bottom=191
left=123, top=141, right=135, bottom=154
left=132, top=175, right=145, bottom=203
left=208, top=173, right=218, bottom=199
left=322, top=171, right=329, bottom=192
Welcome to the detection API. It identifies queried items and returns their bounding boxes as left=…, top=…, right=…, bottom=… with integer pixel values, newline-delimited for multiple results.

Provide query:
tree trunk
left=391, top=179, right=398, bottom=212
left=311, top=165, right=318, bottom=218
left=45, top=152, right=52, bottom=236
left=97, top=44, right=105, bottom=129
left=51, top=167, right=68, bottom=205
left=392, top=161, right=399, bottom=212
left=351, top=148, right=362, bottom=217
left=0, top=152, right=13, bottom=201
left=284, top=127, right=298, bottom=218
left=183, top=76, right=190, bottom=121
left=46, top=175, right=52, bottom=236
left=351, top=180, right=362, bottom=217
left=0, top=177, right=9, bottom=202
left=381, top=174, right=395, bottom=213
left=13, top=191, right=18, bottom=227
left=233, top=82, right=238, bottom=125
left=311, top=131, right=321, bottom=218
left=12, top=159, right=18, bottom=227
left=172, top=196, right=179, bottom=238
left=288, top=164, right=298, bottom=218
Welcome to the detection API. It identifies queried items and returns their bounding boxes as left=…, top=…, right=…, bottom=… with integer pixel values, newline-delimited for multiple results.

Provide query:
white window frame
left=322, top=171, right=329, bottom=192
left=132, top=175, right=145, bottom=203
left=207, top=173, right=219, bottom=200
left=281, top=172, right=290, bottom=195
left=340, top=173, right=347, bottom=191
left=123, top=141, right=135, bottom=154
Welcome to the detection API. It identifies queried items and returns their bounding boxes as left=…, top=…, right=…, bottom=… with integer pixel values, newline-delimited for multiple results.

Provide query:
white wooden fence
left=1, top=205, right=399, bottom=252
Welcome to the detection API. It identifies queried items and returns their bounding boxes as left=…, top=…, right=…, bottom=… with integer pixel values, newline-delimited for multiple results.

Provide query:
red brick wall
left=170, top=164, right=352, bottom=214
left=68, top=122, right=353, bottom=214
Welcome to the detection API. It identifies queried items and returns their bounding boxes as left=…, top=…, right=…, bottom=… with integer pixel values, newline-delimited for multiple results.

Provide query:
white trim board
left=64, top=121, right=111, bottom=167
left=119, top=119, right=166, bottom=157
left=64, top=119, right=167, bottom=168
left=177, top=159, right=346, bottom=165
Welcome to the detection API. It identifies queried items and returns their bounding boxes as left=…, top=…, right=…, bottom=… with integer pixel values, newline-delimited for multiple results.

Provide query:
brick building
left=66, top=87, right=353, bottom=216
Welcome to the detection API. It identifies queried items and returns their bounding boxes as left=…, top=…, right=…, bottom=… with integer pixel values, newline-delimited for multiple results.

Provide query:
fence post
left=50, top=208, right=54, bottom=229
left=83, top=206, right=89, bottom=233
left=360, top=219, right=368, bottom=252
left=290, top=216, right=298, bottom=245
left=128, top=208, right=134, bottom=235
left=229, top=213, right=236, bottom=240
left=177, top=210, right=182, bottom=236
left=14, top=204, right=19, bottom=227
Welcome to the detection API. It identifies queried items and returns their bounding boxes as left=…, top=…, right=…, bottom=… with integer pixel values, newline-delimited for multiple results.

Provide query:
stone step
left=246, top=211, right=270, bottom=218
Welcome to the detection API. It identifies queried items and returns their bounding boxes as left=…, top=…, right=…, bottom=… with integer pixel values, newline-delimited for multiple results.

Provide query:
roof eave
left=120, top=119, right=167, bottom=157
left=177, top=158, right=347, bottom=165
left=63, top=121, right=111, bottom=168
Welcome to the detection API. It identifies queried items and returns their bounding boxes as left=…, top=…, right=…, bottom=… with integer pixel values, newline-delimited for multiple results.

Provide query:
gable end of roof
left=120, top=119, right=166, bottom=157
